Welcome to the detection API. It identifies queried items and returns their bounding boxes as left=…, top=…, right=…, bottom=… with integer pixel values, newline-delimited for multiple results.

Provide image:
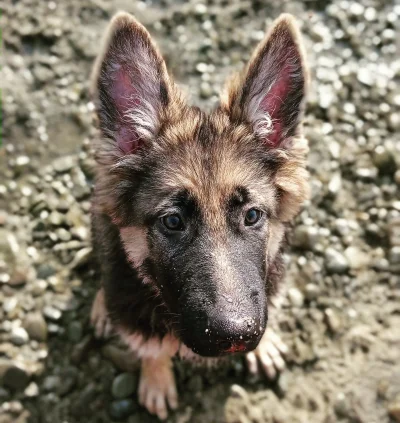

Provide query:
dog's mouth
left=182, top=333, right=263, bottom=357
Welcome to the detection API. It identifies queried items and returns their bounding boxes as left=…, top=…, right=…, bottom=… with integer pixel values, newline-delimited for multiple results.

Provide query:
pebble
left=43, top=375, right=62, bottom=392
left=24, top=382, right=39, bottom=398
left=389, top=247, right=400, bottom=264
left=43, top=306, right=62, bottom=321
left=344, top=246, right=368, bottom=270
left=388, top=397, right=400, bottom=422
left=325, top=248, right=349, bottom=273
left=305, top=283, right=320, bottom=300
left=58, top=368, right=78, bottom=396
left=10, top=327, right=29, bottom=346
left=2, top=366, right=30, bottom=391
left=325, top=308, right=342, bottom=333
left=111, top=373, right=137, bottom=399
left=288, top=288, right=304, bottom=307
left=68, top=247, right=92, bottom=269
left=109, top=399, right=136, bottom=421
left=67, top=321, right=83, bottom=343
left=24, top=312, right=48, bottom=341
left=52, top=156, right=75, bottom=173
left=36, top=263, right=57, bottom=279
left=291, top=225, right=319, bottom=250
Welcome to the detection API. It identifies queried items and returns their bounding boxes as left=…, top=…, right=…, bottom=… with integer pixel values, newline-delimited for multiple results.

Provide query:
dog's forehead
left=157, top=115, right=277, bottom=224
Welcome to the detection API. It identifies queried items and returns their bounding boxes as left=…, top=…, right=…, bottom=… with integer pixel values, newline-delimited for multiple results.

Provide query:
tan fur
left=120, top=226, right=149, bottom=268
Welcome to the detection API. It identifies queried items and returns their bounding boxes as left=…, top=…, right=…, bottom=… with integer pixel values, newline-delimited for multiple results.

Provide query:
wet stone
left=58, top=368, right=78, bottom=396
left=111, top=373, right=137, bottom=399
left=109, top=399, right=136, bottom=421
left=42, top=375, right=62, bottom=392
left=67, top=321, right=83, bottom=343
left=2, top=366, right=30, bottom=391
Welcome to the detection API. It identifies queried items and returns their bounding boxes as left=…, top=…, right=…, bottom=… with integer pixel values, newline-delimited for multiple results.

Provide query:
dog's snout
left=206, top=315, right=262, bottom=353
left=182, top=308, right=265, bottom=357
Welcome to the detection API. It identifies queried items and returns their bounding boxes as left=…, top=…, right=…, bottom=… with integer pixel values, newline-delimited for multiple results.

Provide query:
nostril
left=218, top=340, right=232, bottom=351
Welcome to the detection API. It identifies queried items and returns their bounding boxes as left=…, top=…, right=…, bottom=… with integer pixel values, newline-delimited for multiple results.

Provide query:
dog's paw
left=139, top=356, right=178, bottom=420
left=246, top=327, right=288, bottom=379
left=90, top=288, right=113, bottom=339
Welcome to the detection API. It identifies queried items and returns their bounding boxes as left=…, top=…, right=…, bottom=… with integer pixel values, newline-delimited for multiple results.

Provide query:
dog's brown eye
left=162, top=214, right=184, bottom=231
left=245, top=208, right=262, bottom=226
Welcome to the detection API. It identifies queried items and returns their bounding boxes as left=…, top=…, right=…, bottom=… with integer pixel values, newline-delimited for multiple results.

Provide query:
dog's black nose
left=206, top=315, right=263, bottom=354
left=182, top=312, right=265, bottom=357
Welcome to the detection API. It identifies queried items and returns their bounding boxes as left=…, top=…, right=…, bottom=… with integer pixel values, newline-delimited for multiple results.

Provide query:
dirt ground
left=1, top=0, right=400, bottom=422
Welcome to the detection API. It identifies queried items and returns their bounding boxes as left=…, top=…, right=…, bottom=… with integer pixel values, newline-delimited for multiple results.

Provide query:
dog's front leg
left=139, top=353, right=178, bottom=420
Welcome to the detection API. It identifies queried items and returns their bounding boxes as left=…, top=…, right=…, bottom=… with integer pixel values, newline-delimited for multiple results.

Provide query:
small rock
left=58, top=368, right=78, bottom=396
left=109, top=399, right=136, bottom=421
left=2, top=366, right=30, bottom=391
left=291, top=225, right=320, bottom=250
left=52, top=156, right=75, bottom=173
left=344, top=246, right=368, bottom=270
left=305, top=283, right=320, bottom=300
left=24, top=382, right=39, bottom=398
left=36, top=263, right=57, bottom=279
left=325, top=248, right=349, bottom=274
left=200, top=82, right=213, bottom=99
left=24, top=312, right=48, bottom=341
left=325, top=308, right=342, bottom=333
left=372, top=146, right=396, bottom=175
left=389, top=247, right=400, bottom=264
left=68, top=247, right=92, bottom=269
left=48, top=211, right=64, bottom=226
left=334, top=392, right=350, bottom=418
left=388, top=396, right=400, bottom=422
left=328, top=172, right=342, bottom=195
left=42, top=375, right=62, bottom=392
left=10, top=327, right=29, bottom=346
left=111, top=373, right=137, bottom=399
left=68, top=321, right=83, bottom=343
left=288, top=287, right=304, bottom=307
left=101, top=345, right=138, bottom=372
left=43, top=306, right=62, bottom=321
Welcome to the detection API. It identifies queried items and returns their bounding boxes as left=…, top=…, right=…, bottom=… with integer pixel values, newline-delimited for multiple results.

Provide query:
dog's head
left=92, top=12, right=309, bottom=357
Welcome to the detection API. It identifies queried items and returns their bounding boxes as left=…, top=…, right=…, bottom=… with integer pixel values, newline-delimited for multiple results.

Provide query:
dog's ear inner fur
left=91, top=12, right=172, bottom=155
left=224, top=14, right=308, bottom=149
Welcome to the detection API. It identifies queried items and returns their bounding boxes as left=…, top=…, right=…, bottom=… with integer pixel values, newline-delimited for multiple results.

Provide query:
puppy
left=90, top=11, right=309, bottom=420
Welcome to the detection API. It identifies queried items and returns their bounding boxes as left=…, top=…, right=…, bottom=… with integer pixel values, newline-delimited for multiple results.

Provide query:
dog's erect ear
left=91, top=12, right=171, bottom=154
left=224, top=14, right=308, bottom=148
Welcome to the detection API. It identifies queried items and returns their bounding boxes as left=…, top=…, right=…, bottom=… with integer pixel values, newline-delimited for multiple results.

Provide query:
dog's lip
left=222, top=341, right=249, bottom=353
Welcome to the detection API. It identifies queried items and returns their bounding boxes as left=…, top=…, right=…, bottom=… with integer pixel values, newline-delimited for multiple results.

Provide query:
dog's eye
left=162, top=214, right=184, bottom=231
left=245, top=208, right=262, bottom=226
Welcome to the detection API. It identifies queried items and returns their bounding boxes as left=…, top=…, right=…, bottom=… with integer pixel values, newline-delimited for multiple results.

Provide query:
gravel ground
left=1, top=0, right=400, bottom=422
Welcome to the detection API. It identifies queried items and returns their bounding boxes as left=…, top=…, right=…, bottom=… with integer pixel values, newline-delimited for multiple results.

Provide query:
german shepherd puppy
left=90, top=11, right=309, bottom=420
